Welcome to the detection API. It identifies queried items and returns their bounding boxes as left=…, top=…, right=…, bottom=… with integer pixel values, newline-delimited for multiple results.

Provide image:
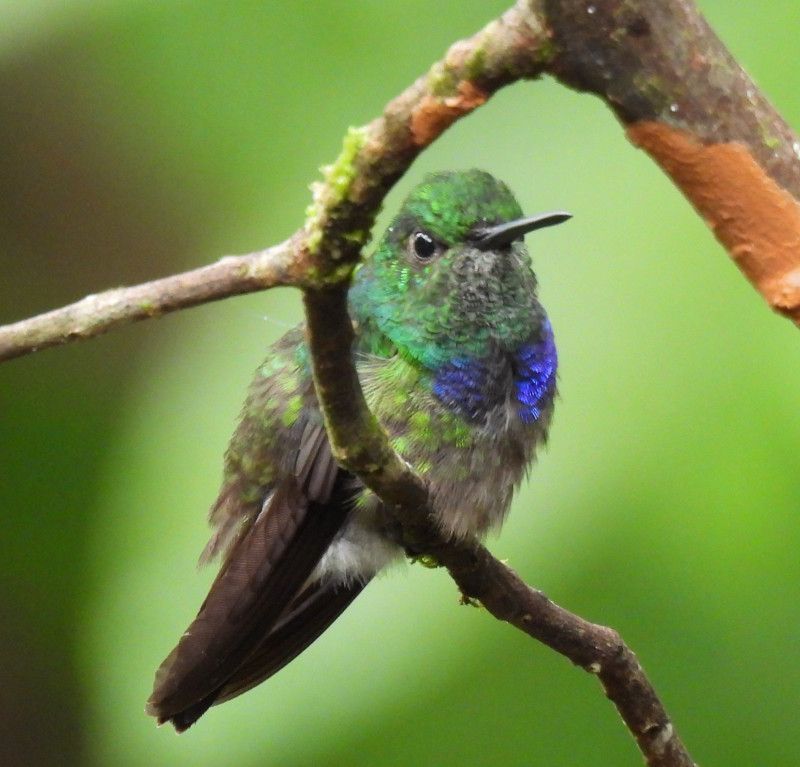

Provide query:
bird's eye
left=410, top=231, right=439, bottom=262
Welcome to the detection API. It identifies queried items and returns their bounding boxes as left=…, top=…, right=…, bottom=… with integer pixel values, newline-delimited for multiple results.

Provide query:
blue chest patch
left=433, top=322, right=557, bottom=423
left=432, top=357, right=489, bottom=422
left=514, top=323, right=558, bottom=423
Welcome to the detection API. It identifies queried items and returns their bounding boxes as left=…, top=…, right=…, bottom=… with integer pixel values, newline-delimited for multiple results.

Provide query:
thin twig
left=0, top=240, right=299, bottom=362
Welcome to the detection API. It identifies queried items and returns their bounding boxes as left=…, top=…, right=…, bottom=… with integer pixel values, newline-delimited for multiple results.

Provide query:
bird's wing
left=213, top=577, right=368, bottom=706
left=146, top=420, right=358, bottom=730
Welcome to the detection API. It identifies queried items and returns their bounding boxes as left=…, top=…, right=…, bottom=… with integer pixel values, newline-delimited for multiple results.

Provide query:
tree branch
left=302, top=286, right=693, bottom=767
left=0, top=1, right=555, bottom=362
left=544, top=0, right=800, bottom=321
left=3, top=0, right=798, bottom=764
left=4, top=0, right=799, bottom=364
left=0, top=239, right=301, bottom=362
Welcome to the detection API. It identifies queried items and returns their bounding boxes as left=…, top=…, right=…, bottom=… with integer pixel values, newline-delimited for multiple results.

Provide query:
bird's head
left=350, top=169, right=569, bottom=368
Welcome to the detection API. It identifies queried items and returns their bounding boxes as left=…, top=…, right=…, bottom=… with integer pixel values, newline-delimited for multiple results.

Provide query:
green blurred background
left=1, top=2, right=798, bottom=765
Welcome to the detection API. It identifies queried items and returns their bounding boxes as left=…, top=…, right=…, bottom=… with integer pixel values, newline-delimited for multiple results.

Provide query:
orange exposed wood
left=628, top=121, right=800, bottom=323
left=410, top=81, right=487, bottom=146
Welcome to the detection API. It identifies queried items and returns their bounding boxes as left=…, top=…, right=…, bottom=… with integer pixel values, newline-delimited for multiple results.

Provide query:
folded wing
left=146, top=421, right=365, bottom=731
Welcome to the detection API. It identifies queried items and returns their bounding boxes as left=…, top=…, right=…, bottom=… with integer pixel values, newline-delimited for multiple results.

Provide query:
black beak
left=473, top=211, right=572, bottom=251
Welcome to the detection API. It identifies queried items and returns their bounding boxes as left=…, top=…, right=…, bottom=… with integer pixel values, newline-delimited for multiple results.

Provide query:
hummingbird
left=146, top=169, right=570, bottom=731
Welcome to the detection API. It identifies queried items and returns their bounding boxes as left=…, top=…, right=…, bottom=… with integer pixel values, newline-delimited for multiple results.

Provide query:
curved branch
left=3, top=0, right=798, bottom=362
left=301, top=282, right=695, bottom=767
left=0, top=1, right=554, bottom=362
left=544, top=0, right=800, bottom=321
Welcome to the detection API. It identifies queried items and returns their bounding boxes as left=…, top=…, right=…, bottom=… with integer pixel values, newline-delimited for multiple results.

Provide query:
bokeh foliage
left=1, top=2, right=799, bottom=765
